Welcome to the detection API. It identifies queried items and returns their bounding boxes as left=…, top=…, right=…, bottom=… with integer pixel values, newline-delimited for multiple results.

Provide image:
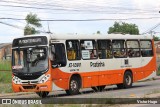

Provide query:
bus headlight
left=12, top=76, right=22, bottom=84
left=38, top=74, right=50, bottom=84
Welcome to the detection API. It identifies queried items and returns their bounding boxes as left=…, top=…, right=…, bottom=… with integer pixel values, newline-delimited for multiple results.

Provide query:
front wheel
left=66, top=76, right=81, bottom=95
left=36, top=91, right=49, bottom=98
left=117, top=71, right=133, bottom=89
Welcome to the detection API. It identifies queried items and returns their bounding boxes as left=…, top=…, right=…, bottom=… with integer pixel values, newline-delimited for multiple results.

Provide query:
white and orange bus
left=12, top=34, right=157, bottom=97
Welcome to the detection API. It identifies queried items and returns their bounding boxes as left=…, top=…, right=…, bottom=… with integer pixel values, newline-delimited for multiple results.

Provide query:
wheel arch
left=124, top=69, right=134, bottom=82
left=68, top=73, right=82, bottom=89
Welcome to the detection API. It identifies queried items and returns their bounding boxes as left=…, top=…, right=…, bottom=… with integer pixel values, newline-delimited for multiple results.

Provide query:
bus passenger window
left=112, top=40, right=127, bottom=58
left=80, top=40, right=97, bottom=59
left=66, top=40, right=81, bottom=60
left=97, top=40, right=113, bottom=59
left=126, top=40, right=140, bottom=57
left=140, top=40, right=153, bottom=57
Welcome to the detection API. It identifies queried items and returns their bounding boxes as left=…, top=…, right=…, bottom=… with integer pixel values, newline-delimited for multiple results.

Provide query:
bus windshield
left=12, top=47, right=48, bottom=73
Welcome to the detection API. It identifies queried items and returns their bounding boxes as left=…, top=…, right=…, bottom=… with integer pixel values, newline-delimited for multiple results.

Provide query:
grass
left=0, top=71, right=12, bottom=83
left=0, top=71, right=13, bottom=93
left=0, top=60, right=11, bottom=71
left=157, top=66, right=160, bottom=76
left=0, top=83, right=12, bottom=94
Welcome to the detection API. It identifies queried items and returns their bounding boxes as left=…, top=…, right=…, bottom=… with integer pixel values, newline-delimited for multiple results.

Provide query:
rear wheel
left=66, top=76, right=81, bottom=95
left=117, top=71, right=133, bottom=89
left=92, top=85, right=105, bottom=92
left=36, top=91, right=49, bottom=98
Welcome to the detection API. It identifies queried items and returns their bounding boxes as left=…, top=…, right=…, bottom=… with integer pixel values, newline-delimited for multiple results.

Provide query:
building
left=0, top=43, right=12, bottom=60
left=154, top=41, right=160, bottom=57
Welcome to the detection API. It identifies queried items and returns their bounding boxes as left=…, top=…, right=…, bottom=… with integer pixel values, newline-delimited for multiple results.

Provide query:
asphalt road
left=2, top=79, right=160, bottom=99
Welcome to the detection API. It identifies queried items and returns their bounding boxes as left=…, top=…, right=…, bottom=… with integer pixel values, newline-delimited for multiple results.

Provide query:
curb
left=0, top=92, right=34, bottom=97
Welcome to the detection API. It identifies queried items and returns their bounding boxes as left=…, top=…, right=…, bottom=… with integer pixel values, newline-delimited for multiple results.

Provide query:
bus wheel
left=36, top=91, right=49, bottom=98
left=66, top=76, right=80, bottom=95
left=117, top=71, right=133, bottom=89
left=91, top=85, right=105, bottom=92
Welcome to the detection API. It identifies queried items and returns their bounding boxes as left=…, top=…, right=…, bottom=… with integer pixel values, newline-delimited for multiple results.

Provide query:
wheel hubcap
left=71, top=80, right=78, bottom=91
left=126, top=75, right=131, bottom=85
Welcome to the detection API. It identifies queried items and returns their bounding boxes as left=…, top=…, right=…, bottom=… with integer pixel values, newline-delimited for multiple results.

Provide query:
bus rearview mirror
left=51, top=45, right=55, bottom=53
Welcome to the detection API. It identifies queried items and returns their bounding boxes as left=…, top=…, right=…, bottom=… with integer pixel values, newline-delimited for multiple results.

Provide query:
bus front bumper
left=12, top=80, right=52, bottom=92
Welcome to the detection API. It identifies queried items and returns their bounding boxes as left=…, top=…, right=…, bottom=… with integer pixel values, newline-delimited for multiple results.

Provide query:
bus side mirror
left=51, top=45, right=55, bottom=54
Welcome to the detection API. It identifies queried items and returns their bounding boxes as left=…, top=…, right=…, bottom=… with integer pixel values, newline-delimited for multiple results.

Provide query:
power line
left=0, top=0, right=64, bottom=8
left=0, top=21, right=23, bottom=30
left=0, top=21, right=49, bottom=34
left=0, top=1, right=159, bottom=14
left=0, top=8, right=158, bottom=15
left=1, top=17, right=160, bottom=21
left=143, top=23, right=160, bottom=34
left=0, top=4, right=70, bottom=11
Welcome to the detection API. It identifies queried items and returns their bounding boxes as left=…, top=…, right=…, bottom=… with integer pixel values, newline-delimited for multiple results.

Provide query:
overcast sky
left=0, top=0, right=160, bottom=43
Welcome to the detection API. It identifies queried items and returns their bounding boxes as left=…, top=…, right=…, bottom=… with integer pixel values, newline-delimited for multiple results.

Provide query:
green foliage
left=0, top=83, right=12, bottom=93
left=153, top=35, right=160, bottom=41
left=0, top=71, right=12, bottom=83
left=24, top=25, right=39, bottom=35
left=24, top=13, right=42, bottom=35
left=25, top=13, right=42, bottom=27
left=97, top=31, right=101, bottom=34
left=108, top=21, right=139, bottom=35
left=157, top=66, right=160, bottom=76
left=0, top=60, right=11, bottom=71
left=0, top=71, right=12, bottom=93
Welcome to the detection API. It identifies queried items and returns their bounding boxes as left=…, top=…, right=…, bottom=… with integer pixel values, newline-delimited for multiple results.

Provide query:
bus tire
left=91, top=85, right=105, bottom=92
left=36, top=91, right=49, bottom=98
left=66, top=76, right=80, bottom=95
left=117, top=71, right=133, bottom=89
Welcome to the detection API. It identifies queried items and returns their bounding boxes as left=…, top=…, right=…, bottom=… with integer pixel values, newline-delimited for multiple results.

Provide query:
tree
left=153, top=35, right=160, bottom=41
left=24, top=13, right=42, bottom=35
left=108, top=21, right=139, bottom=35
left=97, top=31, right=100, bottom=34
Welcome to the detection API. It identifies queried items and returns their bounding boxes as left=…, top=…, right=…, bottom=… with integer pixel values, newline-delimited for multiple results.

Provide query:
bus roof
left=13, top=34, right=153, bottom=41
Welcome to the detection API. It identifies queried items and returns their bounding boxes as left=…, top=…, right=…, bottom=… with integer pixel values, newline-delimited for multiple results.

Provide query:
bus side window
left=66, top=40, right=81, bottom=60
left=140, top=40, right=153, bottom=57
left=112, top=40, right=127, bottom=58
left=97, top=40, right=113, bottom=59
left=126, top=40, right=140, bottom=57
left=80, top=40, right=97, bottom=60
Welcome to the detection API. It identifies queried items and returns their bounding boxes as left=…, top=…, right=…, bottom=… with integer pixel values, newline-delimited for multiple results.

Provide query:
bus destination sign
left=19, top=38, right=41, bottom=44
left=12, top=36, right=48, bottom=47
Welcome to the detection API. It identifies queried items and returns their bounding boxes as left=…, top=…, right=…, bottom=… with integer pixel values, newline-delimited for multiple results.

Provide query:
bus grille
left=23, top=85, right=36, bottom=89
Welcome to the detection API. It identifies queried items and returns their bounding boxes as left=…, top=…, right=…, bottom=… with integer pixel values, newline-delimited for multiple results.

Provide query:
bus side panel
left=51, top=68, right=70, bottom=90
left=81, top=72, right=99, bottom=88
left=83, top=76, right=92, bottom=87
left=50, top=56, right=156, bottom=90
left=98, top=70, right=123, bottom=86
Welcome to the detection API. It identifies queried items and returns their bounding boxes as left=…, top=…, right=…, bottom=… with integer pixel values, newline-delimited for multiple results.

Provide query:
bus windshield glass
left=12, top=47, right=48, bottom=73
